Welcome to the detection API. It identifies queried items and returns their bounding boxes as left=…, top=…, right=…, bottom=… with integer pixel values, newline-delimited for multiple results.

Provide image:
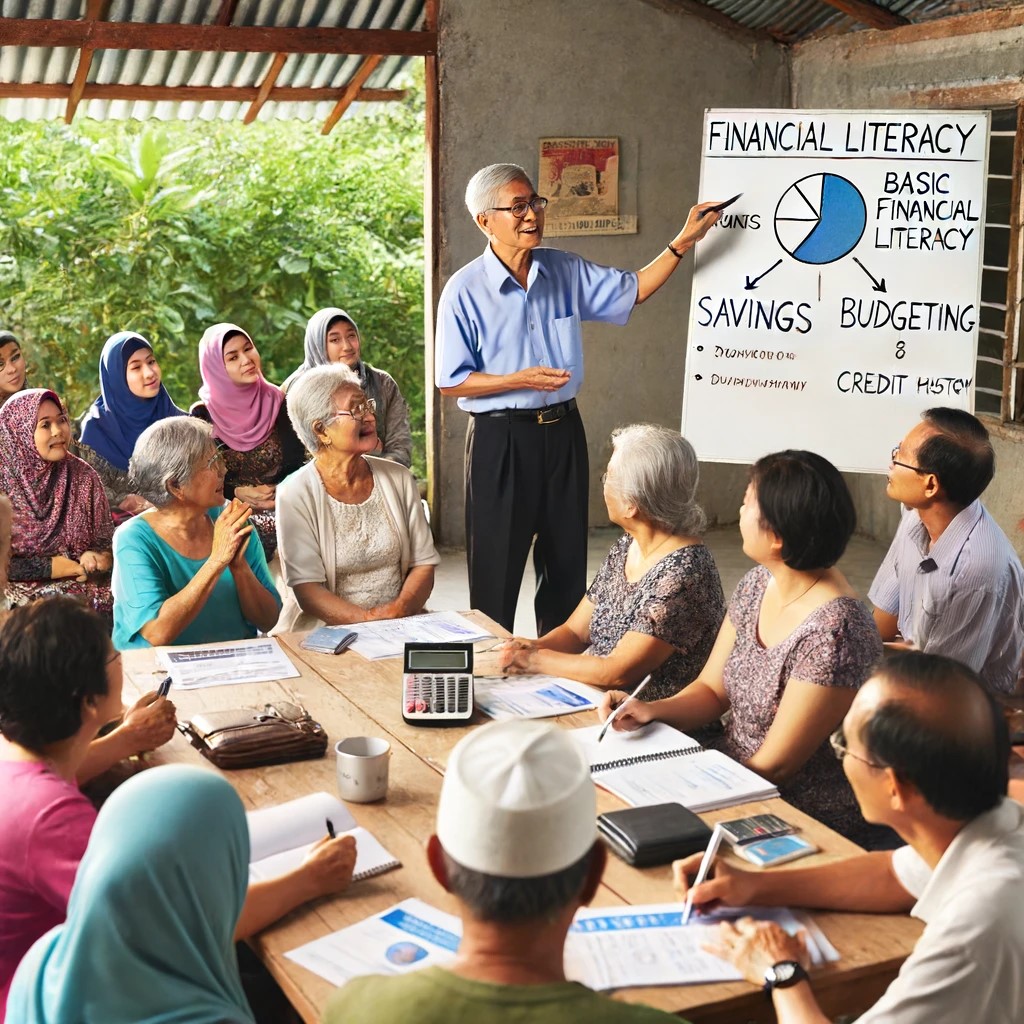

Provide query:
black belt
left=474, top=398, right=578, bottom=425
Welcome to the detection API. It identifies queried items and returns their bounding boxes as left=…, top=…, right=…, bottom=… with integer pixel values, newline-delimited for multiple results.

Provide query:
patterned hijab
left=79, top=332, right=185, bottom=471
left=197, top=323, right=283, bottom=452
left=0, top=388, right=99, bottom=555
left=5, top=765, right=255, bottom=1024
left=282, top=307, right=360, bottom=392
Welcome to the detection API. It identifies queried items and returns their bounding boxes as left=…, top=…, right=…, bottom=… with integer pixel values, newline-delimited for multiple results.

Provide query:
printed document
left=475, top=676, right=602, bottom=719
left=156, top=638, right=300, bottom=689
left=348, top=611, right=492, bottom=660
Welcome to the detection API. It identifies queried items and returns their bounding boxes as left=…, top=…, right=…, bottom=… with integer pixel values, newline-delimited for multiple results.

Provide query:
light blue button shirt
left=435, top=245, right=638, bottom=412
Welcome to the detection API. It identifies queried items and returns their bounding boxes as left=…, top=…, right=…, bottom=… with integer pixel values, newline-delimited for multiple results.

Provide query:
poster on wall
left=682, top=108, right=989, bottom=474
left=539, top=136, right=637, bottom=236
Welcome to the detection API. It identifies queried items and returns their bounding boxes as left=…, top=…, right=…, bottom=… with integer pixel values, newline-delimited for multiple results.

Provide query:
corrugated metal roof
left=0, top=0, right=425, bottom=124
left=693, top=0, right=1024, bottom=44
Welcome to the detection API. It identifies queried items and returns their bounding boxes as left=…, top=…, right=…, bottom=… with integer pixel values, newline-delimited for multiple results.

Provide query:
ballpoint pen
left=596, top=674, right=653, bottom=743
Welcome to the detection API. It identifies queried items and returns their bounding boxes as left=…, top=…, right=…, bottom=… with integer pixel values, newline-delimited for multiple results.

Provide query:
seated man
left=677, top=651, right=1024, bottom=1023
left=324, top=719, right=681, bottom=1023
left=870, top=407, right=1024, bottom=693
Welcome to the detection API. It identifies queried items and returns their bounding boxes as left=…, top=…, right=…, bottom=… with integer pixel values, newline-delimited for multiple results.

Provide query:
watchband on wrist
left=666, top=240, right=685, bottom=258
left=763, top=960, right=809, bottom=997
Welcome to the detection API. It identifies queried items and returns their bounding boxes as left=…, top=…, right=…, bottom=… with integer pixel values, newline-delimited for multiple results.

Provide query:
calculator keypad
left=404, top=673, right=472, bottom=716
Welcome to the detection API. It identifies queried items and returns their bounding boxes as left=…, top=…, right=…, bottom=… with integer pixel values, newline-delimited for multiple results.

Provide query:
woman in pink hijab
left=191, top=324, right=305, bottom=561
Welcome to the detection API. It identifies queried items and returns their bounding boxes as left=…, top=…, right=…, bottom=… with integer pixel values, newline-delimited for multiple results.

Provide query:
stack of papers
left=474, top=676, right=603, bottom=720
left=347, top=611, right=492, bottom=661
left=156, top=638, right=300, bottom=690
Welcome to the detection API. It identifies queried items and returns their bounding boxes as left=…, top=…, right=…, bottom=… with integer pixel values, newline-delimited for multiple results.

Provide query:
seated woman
left=6, top=763, right=357, bottom=1024
left=276, top=364, right=438, bottom=632
left=112, top=417, right=281, bottom=649
left=499, top=425, right=725, bottom=701
left=76, top=331, right=185, bottom=524
left=192, top=323, right=306, bottom=560
left=0, top=330, right=28, bottom=405
left=603, top=451, right=884, bottom=845
left=0, top=599, right=175, bottom=1014
left=283, top=307, right=413, bottom=467
left=0, top=389, right=113, bottom=620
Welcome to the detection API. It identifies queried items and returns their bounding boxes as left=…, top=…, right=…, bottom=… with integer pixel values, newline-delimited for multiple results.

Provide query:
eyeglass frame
left=890, top=444, right=928, bottom=475
left=829, top=726, right=888, bottom=770
left=487, top=196, right=549, bottom=219
left=325, top=398, right=377, bottom=425
left=205, top=447, right=228, bottom=472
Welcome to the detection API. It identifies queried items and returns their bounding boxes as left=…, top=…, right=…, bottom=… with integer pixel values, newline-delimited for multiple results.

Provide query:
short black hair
left=863, top=652, right=1008, bottom=820
left=442, top=846, right=594, bottom=924
left=917, top=407, right=994, bottom=506
left=325, top=315, right=356, bottom=333
left=0, top=599, right=112, bottom=751
left=749, top=450, right=856, bottom=570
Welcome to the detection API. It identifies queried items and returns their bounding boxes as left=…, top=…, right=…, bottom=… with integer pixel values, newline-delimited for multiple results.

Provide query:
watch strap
left=763, top=960, right=809, bottom=997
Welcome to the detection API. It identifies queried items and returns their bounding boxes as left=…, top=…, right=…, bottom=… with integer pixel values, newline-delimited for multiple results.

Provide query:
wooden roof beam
left=64, top=0, right=111, bottom=124
left=215, top=0, right=239, bottom=27
left=243, top=51, right=287, bottom=124
left=0, top=82, right=406, bottom=104
left=815, top=0, right=910, bottom=30
left=321, top=54, right=383, bottom=135
left=0, top=18, right=435, bottom=57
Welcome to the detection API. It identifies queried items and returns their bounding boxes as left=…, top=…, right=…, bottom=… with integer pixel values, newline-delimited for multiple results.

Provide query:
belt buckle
left=536, top=405, right=561, bottom=425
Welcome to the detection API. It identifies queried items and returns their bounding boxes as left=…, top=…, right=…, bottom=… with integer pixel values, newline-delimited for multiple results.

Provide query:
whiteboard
left=682, top=108, right=989, bottom=474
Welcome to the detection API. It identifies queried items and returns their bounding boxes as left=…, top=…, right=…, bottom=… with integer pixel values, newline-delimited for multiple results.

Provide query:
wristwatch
left=763, top=960, right=809, bottom=996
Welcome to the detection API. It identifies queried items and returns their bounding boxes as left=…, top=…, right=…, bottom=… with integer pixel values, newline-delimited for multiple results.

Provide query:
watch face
left=766, top=960, right=804, bottom=988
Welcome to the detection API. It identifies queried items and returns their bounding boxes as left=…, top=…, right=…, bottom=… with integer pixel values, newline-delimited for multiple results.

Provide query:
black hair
left=748, top=450, right=856, bottom=570
left=864, top=652, right=1008, bottom=820
left=325, top=315, right=357, bottom=333
left=442, top=846, right=594, bottom=924
left=0, top=599, right=112, bottom=751
left=917, top=407, right=994, bottom=506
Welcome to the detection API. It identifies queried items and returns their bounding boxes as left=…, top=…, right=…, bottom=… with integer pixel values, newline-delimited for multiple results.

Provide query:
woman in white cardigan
left=276, top=364, right=439, bottom=632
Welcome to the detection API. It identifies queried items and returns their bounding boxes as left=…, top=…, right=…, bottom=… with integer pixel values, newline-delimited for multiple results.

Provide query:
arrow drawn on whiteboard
left=853, top=257, right=887, bottom=293
left=744, top=260, right=782, bottom=290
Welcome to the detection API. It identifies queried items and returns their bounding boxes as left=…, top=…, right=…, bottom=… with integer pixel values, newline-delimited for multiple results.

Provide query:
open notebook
left=247, top=792, right=400, bottom=883
left=570, top=722, right=778, bottom=813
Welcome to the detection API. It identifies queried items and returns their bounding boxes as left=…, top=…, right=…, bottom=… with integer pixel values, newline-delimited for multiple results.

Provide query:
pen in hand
left=326, top=818, right=336, bottom=840
left=596, top=674, right=653, bottom=743
left=682, top=824, right=724, bottom=924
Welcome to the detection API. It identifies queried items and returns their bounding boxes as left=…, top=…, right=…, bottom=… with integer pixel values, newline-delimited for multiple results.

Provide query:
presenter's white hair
left=465, top=163, right=533, bottom=217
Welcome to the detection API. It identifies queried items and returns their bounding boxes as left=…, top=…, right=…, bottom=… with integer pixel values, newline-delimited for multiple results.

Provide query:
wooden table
left=122, top=617, right=921, bottom=1024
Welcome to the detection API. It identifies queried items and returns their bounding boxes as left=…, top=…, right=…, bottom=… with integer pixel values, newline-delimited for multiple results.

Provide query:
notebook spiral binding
left=590, top=743, right=703, bottom=773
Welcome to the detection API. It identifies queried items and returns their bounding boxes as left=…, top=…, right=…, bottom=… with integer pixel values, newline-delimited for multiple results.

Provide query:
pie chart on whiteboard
left=774, top=173, right=867, bottom=265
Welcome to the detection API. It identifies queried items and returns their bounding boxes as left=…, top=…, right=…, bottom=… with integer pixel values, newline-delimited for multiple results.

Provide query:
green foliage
left=0, top=84, right=426, bottom=475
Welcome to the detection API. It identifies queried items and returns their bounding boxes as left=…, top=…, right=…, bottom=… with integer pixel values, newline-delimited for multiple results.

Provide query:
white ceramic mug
left=335, top=736, right=391, bottom=803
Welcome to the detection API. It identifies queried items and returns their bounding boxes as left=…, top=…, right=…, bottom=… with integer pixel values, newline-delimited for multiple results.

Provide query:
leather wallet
left=178, top=701, right=328, bottom=770
left=597, top=802, right=713, bottom=867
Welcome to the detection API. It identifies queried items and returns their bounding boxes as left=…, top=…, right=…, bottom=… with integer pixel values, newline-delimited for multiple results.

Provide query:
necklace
left=778, top=574, right=824, bottom=609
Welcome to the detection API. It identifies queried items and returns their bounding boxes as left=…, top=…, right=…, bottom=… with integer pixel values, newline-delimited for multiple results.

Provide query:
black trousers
left=465, top=407, right=588, bottom=634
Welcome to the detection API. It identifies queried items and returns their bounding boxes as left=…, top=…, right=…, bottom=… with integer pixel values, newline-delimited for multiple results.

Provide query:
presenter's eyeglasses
left=830, top=727, right=888, bottom=770
left=890, top=445, right=927, bottom=475
left=326, top=399, right=377, bottom=424
left=489, top=197, right=549, bottom=219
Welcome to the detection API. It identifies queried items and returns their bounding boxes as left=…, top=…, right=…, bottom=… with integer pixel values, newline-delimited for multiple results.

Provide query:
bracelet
left=666, top=241, right=685, bottom=259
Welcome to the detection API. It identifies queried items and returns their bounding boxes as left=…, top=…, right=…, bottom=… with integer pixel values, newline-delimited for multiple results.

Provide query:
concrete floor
left=431, top=525, right=890, bottom=638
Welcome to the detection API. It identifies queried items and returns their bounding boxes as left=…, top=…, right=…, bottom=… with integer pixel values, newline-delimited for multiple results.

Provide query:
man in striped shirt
left=868, top=407, right=1023, bottom=694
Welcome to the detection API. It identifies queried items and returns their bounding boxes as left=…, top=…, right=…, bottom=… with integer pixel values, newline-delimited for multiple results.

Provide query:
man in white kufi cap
left=323, top=720, right=683, bottom=1023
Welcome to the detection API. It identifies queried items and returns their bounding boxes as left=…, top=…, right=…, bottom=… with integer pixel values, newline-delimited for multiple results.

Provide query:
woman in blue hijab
left=77, top=332, right=184, bottom=522
left=6, top=764, right=256, bottom=1024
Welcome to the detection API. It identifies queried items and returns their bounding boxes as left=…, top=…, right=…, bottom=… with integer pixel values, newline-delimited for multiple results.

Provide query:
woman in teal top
left=6, top=764, right=255, bottom=1024
left=112, top=417, right=281, bottom=649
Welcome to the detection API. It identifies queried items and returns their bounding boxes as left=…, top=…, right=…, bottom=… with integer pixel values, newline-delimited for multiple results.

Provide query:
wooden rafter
left=0, top=18, right=435, bottom=57
left=243, top=51, right=287, bottom=124
left=0, top=82, right=406, bottom=104
left=321, top=54, right=384, bottom=135
left=64, top=0, right=111, bottom=124
left=815, top=0, right=910, bottom=30
left=215, top=0, right=239, bottom=27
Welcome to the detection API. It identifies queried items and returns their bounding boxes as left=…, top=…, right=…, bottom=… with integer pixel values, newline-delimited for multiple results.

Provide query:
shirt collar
left=481, top=243, right=547, bottom=293
left=908, top=499, right=984, bottom=570
left=911, top=798, right=1023, bottom=922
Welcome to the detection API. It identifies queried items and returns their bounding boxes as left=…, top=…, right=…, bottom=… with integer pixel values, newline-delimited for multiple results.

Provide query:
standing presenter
left=436, top=162, right=722, bottom=632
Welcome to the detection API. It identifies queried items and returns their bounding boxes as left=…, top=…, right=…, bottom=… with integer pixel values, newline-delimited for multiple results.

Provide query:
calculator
left=402, top=642, right=474, bottom=726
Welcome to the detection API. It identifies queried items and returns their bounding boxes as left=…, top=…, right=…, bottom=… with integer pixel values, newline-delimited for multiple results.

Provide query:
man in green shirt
left=323, top=720, right=683, bottom=1023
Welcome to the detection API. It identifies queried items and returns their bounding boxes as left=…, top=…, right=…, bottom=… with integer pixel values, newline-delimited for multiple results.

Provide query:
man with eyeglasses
left=436, top=162, right=722, bottom=633
left=674, top=651, right=1024, bottom=1024
left=867, top=407, right=1023, bottom=694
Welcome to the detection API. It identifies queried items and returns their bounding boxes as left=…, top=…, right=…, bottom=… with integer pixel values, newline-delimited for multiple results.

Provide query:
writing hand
left=674, top=201, right=722, bottom=249
left=672, top=851, right=755, bottom=913
left=597, top=689, right=654, bottom=732
left=301, top=833, right=358, bottom=898
left=120, top=691, right=178, bottom=753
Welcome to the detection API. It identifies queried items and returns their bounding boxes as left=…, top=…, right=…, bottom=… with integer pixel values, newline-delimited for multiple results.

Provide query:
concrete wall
left=792, top=13, right=1024, bottom=556
left=433, top=0, right=789, bottom=545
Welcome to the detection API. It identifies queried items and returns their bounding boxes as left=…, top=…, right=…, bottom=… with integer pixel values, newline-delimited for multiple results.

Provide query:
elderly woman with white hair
left=499, top=425, right=725, bottom=701
left=276, top=364, right=438, bottom=631
left=111, top=417, right=281, bottom=649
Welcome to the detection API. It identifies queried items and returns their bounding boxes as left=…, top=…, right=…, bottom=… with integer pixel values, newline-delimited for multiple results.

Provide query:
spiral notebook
left=571, top=723, right=778, bottom=813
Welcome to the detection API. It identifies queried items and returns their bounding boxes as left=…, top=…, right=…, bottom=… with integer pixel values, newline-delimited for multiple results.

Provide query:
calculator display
left=407, top=650, right=469, bottom=671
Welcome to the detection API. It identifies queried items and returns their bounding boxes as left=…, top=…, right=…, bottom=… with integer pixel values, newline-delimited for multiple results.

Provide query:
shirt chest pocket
left=550, top=314, right=581, bottom=371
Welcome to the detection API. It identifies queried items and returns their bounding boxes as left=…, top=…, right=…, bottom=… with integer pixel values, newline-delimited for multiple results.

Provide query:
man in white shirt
left=677, top=651, right=1024, bottom=1024
left=869, top=407, right=1023, bottom=693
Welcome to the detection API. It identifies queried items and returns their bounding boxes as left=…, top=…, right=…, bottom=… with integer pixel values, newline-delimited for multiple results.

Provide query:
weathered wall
left=433, top=0, right=789, bottom=545
left=792, top=11, right=1024, bottom=556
